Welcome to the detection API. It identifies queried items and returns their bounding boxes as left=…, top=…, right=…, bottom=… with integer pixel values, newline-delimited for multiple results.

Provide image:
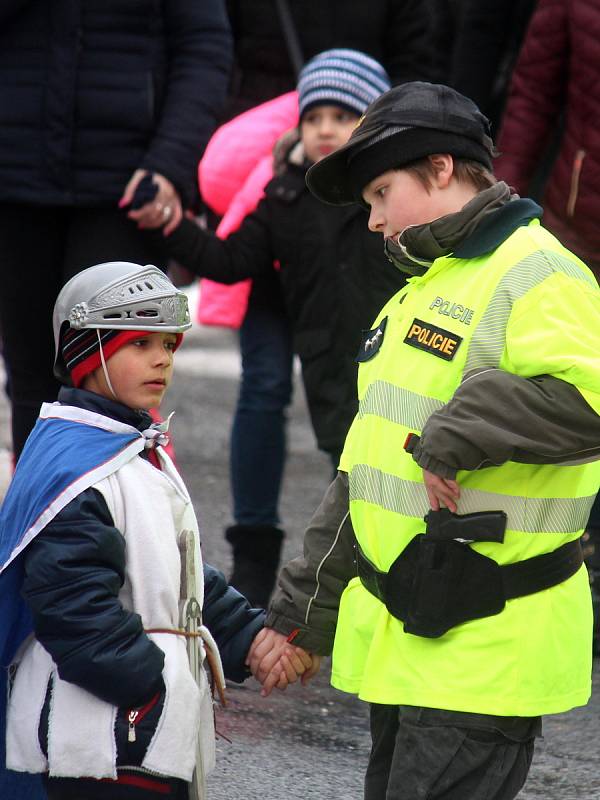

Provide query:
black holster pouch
left=356, top=508, right=583, bottom=638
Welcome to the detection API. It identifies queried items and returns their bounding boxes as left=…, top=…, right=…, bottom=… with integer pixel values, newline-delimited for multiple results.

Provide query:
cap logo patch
left=357, top=317, right=387, bottom=362
left=404, top=318, right=462, bottom=361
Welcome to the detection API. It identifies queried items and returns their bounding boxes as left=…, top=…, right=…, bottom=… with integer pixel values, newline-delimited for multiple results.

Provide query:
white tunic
left=6, top=441, right=215, bottom=790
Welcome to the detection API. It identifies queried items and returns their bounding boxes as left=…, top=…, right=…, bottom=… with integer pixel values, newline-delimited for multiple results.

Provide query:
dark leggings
left=0, top=204, right=166, bottom=458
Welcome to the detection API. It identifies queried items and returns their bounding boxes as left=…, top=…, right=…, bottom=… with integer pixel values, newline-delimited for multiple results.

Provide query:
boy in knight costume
left=251, top=83, right=600, bottom=799
left=0, top=262, right=312, bottom=800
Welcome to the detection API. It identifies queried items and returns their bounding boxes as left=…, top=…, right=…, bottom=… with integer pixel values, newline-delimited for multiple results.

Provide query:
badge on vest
left=404, top=318, right=462, bottom=361
left=357, top=317, right=388, bottom=362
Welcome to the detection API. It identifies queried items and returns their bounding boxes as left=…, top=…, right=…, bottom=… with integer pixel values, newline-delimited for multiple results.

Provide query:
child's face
left=362, top=167, right=449, bottom=239
left=82, top=332, right=177, bottom=409
left=300, top=105, right=359, bottom=164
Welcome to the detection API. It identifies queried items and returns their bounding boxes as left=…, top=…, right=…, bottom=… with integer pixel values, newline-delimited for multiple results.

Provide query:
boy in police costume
left=248, top=82, right=600, bottom=799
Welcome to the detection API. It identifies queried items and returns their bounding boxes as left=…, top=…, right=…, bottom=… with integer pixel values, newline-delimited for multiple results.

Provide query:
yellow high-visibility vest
left=334, top=219, right=600, bottom=716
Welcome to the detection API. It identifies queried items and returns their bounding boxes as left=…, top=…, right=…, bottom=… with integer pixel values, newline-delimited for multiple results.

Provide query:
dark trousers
left=45, top=774, right=188, bottom=799
left=0, top=204, right=166, bottom=458
left=365, top=705, right=539, bottom=800
left=230, top=298, right=293, bottom=527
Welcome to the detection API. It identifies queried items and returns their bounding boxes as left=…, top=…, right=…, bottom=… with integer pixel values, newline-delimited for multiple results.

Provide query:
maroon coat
left=495, top=0, right=600, bottom=275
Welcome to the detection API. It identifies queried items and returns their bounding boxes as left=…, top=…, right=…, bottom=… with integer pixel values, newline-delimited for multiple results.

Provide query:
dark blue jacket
left=11, top=388, right=264, bottom=776
left=0, top=0, right=232, bottom=207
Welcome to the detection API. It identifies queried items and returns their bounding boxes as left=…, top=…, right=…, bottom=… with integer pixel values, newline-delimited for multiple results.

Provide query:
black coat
left=22, top=388, right=264, bottom=762
left=431, top=0, right=536, bottom=133
left=0, top=0, right=232, bottom=207
left=165, top=148, right=406, bottom=454
left=224, top=0, right=437, bottom=117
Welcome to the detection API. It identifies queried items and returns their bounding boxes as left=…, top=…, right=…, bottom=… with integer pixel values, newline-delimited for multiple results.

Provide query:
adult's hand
left=119, top=169, right=183, bottom=235
left=423, top=469, right=460, bottom=513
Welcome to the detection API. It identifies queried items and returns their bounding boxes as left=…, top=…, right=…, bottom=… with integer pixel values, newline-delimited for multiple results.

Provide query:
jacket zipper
left=566, top=148, right=586, bottom=218
left=127, top=692, right=160, bottom=743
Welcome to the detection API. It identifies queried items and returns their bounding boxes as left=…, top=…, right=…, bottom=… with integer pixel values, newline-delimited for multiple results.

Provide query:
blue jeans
left=230, top=302, right=293, bottom=527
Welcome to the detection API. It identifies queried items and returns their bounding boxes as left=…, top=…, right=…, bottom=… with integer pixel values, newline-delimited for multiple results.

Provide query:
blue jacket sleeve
left=21, top=488, right=165, bottom=708
left=202, top=563, right=265, bottom=683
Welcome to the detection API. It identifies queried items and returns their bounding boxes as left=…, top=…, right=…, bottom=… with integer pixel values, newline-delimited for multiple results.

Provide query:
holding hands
left=247, top=628, right=322, bottom=697
left=119, top=168, right=183, bottom=235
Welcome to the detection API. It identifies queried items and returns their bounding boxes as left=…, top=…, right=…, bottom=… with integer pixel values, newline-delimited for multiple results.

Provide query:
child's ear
left=428, top=154, right=454, bottom=189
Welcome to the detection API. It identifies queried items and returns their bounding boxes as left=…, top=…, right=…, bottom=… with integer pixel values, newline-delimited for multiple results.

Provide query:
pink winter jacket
left=197, top=91, right=299, bottom=327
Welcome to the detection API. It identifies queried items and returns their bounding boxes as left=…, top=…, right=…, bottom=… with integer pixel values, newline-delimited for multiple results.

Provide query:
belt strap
left=356, top=538, right=583, bottom=605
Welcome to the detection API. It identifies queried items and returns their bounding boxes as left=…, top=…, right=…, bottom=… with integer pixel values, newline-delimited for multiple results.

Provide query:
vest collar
left=58, top=386, right=153, bottom=432
left=384, top=182, right=542, bottom=276
left=453, top=197, right=542, bottom=258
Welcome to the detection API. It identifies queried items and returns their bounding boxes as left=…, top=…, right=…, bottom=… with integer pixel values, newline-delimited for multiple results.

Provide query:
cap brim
left=306, top=122, right=379, bottom=206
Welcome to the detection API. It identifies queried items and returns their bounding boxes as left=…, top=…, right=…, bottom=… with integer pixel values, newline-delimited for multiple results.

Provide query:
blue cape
left=0, top=405, right=146, bottom=667
left=0, top=404, right=149, bottom=797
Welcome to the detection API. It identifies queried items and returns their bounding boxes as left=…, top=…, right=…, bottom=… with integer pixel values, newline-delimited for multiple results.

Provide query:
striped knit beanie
left=61, top=328, right=183, bottom=388
left=297, top=49, right=391, bottom=120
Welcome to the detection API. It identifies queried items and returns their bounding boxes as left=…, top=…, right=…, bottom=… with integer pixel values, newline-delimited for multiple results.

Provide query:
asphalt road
left=0, top=314, right=598, bottom=799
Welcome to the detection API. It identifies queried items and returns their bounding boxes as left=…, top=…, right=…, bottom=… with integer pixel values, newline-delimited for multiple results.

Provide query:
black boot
left=226, top=525, right=284, bottom=609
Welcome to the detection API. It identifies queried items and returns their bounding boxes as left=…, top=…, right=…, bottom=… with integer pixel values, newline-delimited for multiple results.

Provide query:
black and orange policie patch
left=404, top=318, right=462, bottom=361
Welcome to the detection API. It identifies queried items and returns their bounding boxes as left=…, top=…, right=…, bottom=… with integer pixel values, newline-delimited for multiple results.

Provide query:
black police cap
left=306, top=82, right=495, bottom=206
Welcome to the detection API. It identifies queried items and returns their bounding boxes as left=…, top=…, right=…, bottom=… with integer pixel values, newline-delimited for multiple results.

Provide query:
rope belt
left=145, top=627, right=227, bottom=706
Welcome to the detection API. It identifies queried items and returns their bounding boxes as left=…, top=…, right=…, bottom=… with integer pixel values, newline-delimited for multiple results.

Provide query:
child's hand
left=119, top=168, right=183, bottom=235
left=246, top=628, right=320, bottom=697
left=247, top=628, right=310, bottom=682
left=422, top=468, right=461, bottom=513
left=267, top=651, right=322, bottom=696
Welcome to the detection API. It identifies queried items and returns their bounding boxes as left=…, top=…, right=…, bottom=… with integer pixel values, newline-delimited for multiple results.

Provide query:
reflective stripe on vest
left=350, top=463, right=596, bottom=534
left=463, top=249, right=596, bottom=375
left=358, top=381, right=444, bottom=429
